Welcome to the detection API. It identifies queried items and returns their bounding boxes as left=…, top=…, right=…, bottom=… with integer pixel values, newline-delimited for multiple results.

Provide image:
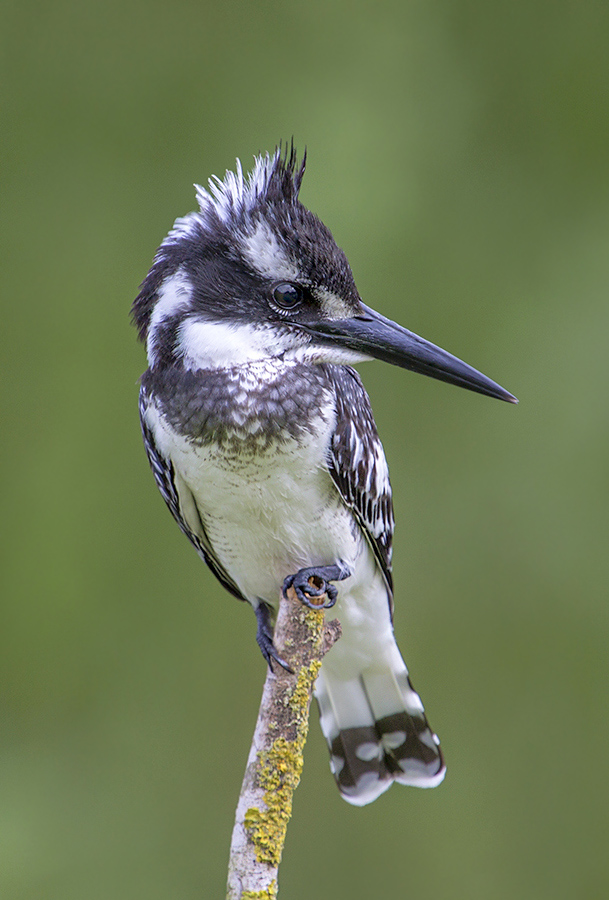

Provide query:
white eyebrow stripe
left=239, top=219, right=300, bottom=282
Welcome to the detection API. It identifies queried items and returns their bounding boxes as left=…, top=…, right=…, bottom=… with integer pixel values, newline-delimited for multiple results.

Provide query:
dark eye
left=271, top=282, right=303, bottom=311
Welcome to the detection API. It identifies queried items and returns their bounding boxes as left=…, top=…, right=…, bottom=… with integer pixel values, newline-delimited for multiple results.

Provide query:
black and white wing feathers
left=326, top=365, right=395, bottom=600
left=138, top=391, right=247, bottom=603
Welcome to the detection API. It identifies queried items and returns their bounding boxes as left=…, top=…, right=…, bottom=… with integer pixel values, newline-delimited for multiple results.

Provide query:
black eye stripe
left=271, top=282, right=303, bottom=310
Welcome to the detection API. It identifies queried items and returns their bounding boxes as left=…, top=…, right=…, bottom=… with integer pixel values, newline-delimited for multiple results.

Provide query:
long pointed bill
left=307, top=304, right=518, bottom=403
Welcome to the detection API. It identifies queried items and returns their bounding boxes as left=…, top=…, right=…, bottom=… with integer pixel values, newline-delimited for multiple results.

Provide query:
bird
left=131, top=144, right=516, bottom=806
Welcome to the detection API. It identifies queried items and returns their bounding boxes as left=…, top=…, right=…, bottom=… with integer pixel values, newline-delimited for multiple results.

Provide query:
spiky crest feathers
left=195, top=143, right=306, bottom=227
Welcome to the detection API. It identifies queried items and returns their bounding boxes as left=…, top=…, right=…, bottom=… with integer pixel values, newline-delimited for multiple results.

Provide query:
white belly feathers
left=145, top=394, right=362, bottom=605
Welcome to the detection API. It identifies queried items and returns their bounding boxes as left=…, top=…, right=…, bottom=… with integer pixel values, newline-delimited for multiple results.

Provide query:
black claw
left=282, top=564, right=351, bottom=611
left=255, top=601, right=293, bottom=673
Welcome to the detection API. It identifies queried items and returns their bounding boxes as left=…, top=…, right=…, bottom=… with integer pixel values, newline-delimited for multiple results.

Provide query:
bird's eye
left=271, top=282, right=303, bottom=311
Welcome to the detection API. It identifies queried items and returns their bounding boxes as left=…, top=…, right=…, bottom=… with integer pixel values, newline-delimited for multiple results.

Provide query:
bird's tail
left=315, top=646, right=445, bottom=805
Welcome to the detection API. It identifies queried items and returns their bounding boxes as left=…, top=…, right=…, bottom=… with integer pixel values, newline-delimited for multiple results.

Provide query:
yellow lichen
left=243, top=605, right=327, bottom=871
left=303, top=607, right=324, bottom=642
left=241, top=881, right=277, bottom=900
left=244, top=736, right=304, bottom=867
left=244, top=657, right=323, bottom=868
left=289, top=660, right=321, bottom=716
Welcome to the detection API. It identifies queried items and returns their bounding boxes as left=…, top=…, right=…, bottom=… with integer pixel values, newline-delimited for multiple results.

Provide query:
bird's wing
left=139, top=390, right=247, bottom=603
left=325, top=365, right=395, bottom=601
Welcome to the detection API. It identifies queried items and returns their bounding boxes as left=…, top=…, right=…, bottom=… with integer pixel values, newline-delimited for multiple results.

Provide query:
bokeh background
left=3, top=1, right=608, bottom=897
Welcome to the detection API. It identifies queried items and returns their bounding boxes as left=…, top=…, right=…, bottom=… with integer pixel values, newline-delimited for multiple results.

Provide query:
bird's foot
left=282, top=563, right=352, bottom=610
left=255, top=601, right=293, bottom=673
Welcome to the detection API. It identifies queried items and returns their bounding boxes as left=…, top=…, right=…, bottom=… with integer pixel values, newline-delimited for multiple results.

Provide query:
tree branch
left=226, top=588, right=341, bottom=899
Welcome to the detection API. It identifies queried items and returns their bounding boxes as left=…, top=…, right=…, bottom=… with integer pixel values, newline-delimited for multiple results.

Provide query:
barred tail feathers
left=315, top=651, right=445, bottom=806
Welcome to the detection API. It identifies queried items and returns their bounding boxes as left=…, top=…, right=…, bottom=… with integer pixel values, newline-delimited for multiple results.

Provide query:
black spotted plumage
left=327, top=365, right=394, bottom=599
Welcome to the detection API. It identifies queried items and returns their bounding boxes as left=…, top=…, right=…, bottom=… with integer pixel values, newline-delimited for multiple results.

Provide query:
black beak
left=306, top=303, right=517, bottom=403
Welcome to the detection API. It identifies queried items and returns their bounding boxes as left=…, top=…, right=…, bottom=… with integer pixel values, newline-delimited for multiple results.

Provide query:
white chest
left=146, top=398, right=363, bottom=603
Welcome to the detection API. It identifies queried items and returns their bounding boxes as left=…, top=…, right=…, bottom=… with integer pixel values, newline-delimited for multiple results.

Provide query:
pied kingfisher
left=131, top=146, right=516, bottom=805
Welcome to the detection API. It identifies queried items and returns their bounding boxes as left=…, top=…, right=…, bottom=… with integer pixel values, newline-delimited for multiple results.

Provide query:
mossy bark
left=226, top=589, right=341, bottom=899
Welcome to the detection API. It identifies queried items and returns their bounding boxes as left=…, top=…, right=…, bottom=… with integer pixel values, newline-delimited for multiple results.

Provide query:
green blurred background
left=2, top=1, right=608, bottom=897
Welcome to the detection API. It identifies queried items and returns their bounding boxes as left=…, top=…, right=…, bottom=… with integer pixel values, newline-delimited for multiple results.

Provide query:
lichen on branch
left=226, top=594, right=340, bottom=899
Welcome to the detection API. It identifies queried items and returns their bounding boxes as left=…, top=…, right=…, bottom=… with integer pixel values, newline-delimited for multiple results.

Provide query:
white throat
left=177, top=318, right=285, bottom=371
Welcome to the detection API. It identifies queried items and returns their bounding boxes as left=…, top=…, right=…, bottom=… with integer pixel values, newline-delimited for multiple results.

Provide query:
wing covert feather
left=325, top=366, right=395, bottom=598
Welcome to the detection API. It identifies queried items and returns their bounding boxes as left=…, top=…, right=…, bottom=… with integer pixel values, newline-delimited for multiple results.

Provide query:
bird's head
left=132, top=145, right=516, bottom=403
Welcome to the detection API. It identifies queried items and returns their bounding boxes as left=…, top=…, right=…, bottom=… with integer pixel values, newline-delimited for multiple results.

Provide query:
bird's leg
left=282, top=562, right=352, bottom=610
left=255, top=601, right=293, bottom=673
